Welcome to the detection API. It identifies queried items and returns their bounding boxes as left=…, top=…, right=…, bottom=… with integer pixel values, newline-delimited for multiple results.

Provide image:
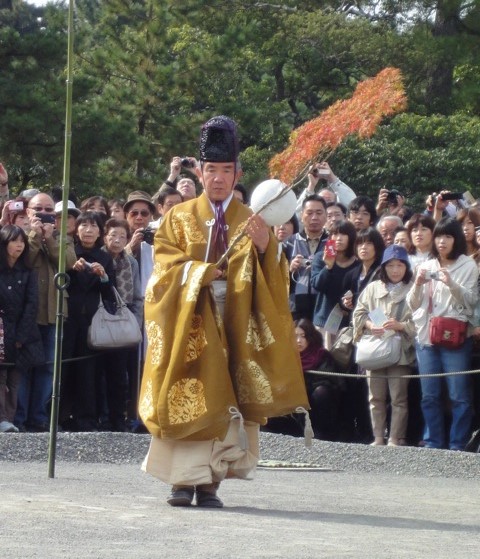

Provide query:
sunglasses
left=129, top=209, right=151, bottom=217
left=29, top=206, right=55, bottom=213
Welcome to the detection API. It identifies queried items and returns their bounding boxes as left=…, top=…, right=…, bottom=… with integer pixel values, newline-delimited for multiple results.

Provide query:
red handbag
left=427, top=279, right=468, bottom=349
left=429, top=316, right=467, bottom=349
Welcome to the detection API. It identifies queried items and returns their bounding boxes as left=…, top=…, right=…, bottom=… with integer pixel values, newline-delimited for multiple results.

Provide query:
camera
left=310, top=168, right=330, bottom=178
left=181, top=157, right=195, bottom=169
left=142, top=227, right=155, bottom=245
left=425, top=271, right=438, bottom=280
left=304, top=259, right=312, bottom=267
left=35, top=212, right=56, bottom=224
left=386, top=190, right=399, bottom=206
left=441, top=192, right=463, bottom=201
left=11, top=200, right=24, bottom=211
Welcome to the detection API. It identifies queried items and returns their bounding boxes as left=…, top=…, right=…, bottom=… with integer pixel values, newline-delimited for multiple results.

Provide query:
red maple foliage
left=269, top=67, right=407, bottom=186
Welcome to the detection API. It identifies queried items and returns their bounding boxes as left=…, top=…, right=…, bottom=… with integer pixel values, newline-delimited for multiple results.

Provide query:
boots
left=195, top=482, right=223, bottom=508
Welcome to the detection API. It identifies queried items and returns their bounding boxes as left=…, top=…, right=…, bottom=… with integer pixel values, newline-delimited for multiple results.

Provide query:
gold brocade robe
left=139, top=193, right=309, bottom=442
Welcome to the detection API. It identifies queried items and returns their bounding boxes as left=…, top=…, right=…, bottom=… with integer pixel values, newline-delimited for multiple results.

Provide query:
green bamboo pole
left=48, top=0, right=74, bottom=479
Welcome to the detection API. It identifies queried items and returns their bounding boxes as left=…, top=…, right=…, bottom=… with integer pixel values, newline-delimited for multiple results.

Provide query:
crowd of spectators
left=0, top=158, right=479, bottom=451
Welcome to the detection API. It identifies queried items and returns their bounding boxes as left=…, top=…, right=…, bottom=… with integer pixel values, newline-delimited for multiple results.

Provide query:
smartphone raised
left=325, top=239, right=337, bottom=258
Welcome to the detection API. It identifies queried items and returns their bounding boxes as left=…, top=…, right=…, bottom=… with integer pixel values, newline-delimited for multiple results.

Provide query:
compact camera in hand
left=11, top=201, right=24, bottom=211
left=180, top=157, right=195, bottom=169
left=425, top=271, right=438, bottom=280
left=142, top=227, right=155, bottom=245
left=35, top=212, right=56, bottom=224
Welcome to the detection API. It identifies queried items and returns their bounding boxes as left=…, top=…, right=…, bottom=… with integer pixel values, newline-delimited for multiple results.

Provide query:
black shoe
left=167, top=486, right=195, bottom=507
left=196, top=484, right=224, bottom=508
left=26, top=422, right=49, bottom=433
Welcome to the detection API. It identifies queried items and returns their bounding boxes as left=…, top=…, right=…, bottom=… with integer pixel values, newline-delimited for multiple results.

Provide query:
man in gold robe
left=139, top=116, right=309, bottom=507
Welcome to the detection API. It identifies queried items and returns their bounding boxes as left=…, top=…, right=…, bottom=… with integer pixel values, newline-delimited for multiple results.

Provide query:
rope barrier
left=0, top=347, right=129, bottom=369
left=305, top=368, right=480, bottom=380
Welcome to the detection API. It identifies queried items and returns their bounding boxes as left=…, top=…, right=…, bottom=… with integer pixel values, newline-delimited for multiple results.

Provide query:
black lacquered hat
left=199, top=115, right=239, bottom=163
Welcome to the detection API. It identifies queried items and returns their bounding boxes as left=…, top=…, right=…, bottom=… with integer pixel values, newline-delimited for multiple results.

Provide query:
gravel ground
left=1, top=431, right=479, bottom=478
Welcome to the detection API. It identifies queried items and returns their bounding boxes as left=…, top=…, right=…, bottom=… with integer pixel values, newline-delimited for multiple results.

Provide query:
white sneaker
left=0, top=421, right=19, bottom=433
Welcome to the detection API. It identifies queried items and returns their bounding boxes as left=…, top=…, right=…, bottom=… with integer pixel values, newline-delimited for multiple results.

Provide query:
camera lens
left=181, top=157, right=194, bottom=168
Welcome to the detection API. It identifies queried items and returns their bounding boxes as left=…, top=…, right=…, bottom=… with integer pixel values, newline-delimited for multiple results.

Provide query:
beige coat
left=26, top=230, right=76, bottom=325
left=353, top=280, right=416, bottom=366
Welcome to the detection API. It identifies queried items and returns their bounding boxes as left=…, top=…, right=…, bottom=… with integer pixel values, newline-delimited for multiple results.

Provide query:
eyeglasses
left=129, top=210, right=151, bottom=217
left=350, top=210, right=371, bottom=218
left=29, top=206, right=55, bottom=213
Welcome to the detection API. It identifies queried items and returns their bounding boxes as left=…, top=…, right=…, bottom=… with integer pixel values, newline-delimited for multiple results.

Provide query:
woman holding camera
left=311, top=220, right=357, bottom=348
left=407, top=217, right=478, bottom=450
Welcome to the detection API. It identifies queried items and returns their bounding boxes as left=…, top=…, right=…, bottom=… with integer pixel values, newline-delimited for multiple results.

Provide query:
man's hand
left=290, top=254, right=305, bottom=273
left=245, top=214, right=269, bottom=254
left=126, top=228, right=144, bottom=254
left=376, top=188, right=389, bottom=213
left=29, top=215, right=54, bottom=239
left=167, top=156, right=182, bottom=183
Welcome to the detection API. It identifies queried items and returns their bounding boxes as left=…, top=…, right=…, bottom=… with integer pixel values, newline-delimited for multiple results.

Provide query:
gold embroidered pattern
left=240, top=251, right=253, bottom=282
left=235, top=360, right=273, bottom=404
left=246, top=312, right=275, bottom=351
left=185, top=314, right=207, bottom=362
left=186, top=264, right=209, bottom=302
left=145, top=320, right=164, bottom=365
left=168, top=378, right=207, bottom=424
left=139, top=378, right=154, bottom=421
left=229, top=221, right=250, bottom=253
left=171, top=212, right=205, bottom=252
left=145, top=262, right=169, bottom=303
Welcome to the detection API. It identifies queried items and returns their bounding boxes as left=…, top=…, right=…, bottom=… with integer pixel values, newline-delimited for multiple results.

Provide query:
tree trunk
left=425, top=0, right=462, bottom=113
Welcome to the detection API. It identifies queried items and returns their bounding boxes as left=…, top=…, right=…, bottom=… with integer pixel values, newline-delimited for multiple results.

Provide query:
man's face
left=27, top=193, right=55, bottom=220
left=301, top=201, right=326, bottom=237
left=55, top=213, right=77, bottom=235
left=349, top=205, right=372, bottom=231
left=159, top=193, right=183, bottom=217
left=196, top=162, right=240, bottom=203
left=126, top=201, right=152, bottom=232
left=379, top=219, right=398, bottom=247
left=319, top=189, right=336, bottom=204
left=176, top=178, right=196, bottom=201
left=326, top=205, right=345, bottom=231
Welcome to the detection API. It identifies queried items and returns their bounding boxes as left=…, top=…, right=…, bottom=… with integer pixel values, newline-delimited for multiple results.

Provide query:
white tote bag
left=355, top=334, right=401, bottom=370
left=87, top=287, right=142, bottom=350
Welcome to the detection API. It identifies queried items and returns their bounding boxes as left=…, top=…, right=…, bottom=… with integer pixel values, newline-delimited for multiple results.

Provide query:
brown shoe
left=196, top=483, right=223, bottom=508
left=167, top=486, right=195, bottom=507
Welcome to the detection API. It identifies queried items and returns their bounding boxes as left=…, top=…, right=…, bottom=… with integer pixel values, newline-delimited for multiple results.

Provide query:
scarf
left=111, top=250, right=134, bottom=304
left=300, top=344, right=329, bottom=372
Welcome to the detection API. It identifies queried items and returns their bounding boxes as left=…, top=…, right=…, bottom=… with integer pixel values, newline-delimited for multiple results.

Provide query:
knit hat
left=381, top=244, right=409, bottom=265
left=123, top=190, right=155, bottom=215
left=199, top=116, right=239, bottom=163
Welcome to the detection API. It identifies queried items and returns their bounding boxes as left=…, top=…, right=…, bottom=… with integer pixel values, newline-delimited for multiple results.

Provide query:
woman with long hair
left=407, top=218, right=478, bottom=450
left=0, top=225, right=42, bottom=432
left=353, top=245, right=415, bottom=446
left=456, top=207, right=480, bottom=262
left=295, top=318, right=344, bottom=441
